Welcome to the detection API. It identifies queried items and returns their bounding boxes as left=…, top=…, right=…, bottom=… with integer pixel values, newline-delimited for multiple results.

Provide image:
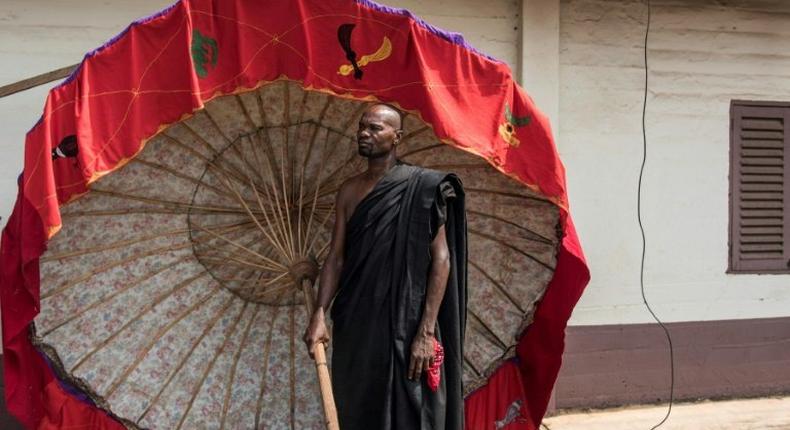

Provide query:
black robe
left=330, top=163, right=467, bottom=430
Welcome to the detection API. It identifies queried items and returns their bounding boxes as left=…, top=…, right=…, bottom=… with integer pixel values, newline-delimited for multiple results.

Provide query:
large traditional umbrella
left=1, top=1, right=588, bottom=429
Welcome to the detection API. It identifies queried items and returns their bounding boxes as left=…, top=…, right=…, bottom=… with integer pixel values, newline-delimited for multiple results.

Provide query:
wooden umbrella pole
left=300, top=277, right=340, bottom=430
left=289, top=257, right=339, bottom=430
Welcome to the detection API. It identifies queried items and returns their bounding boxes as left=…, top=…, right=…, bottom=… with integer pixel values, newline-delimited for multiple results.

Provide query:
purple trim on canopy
left=59, top=0, right=182, bottom=88
left=354, top=0, right=501, bottom=63
left=38, top=351, right=95, bottom=406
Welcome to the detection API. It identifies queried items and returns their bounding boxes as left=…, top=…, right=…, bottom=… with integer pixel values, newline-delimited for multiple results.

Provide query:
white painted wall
left=561, top=0, right=790, bottom=325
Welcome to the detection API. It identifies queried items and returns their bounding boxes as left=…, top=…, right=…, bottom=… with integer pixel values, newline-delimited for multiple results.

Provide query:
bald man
left=303, top=104, right=467, bottom=429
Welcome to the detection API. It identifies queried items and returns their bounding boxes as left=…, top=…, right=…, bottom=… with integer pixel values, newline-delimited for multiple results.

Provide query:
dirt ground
left=542, top=396, right=790, bottom=430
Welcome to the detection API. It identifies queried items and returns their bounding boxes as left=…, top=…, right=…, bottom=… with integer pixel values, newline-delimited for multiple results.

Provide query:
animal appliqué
left=337, top=23, right=392, bottom=80
left=52, top=135, right=79, bottom=161
left=498, top=103, right=531, bottom=147
left=191, top=29, right=218, bottom=78
left=494, top=399, right=527, bottom=429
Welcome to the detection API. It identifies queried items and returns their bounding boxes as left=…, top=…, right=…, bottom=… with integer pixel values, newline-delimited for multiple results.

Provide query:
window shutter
left=730, top=103, right=790, bottom=273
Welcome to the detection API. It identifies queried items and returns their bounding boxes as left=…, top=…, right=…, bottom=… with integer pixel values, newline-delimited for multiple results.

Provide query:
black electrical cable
left=638, top=1, right=675, bottom=429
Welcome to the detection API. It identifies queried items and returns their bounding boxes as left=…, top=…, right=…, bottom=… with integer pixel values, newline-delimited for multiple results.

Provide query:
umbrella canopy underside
left=34, top=81, right=559, bottom=429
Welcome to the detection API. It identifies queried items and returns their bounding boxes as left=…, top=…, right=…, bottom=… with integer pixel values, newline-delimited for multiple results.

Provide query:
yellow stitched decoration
left=498, top=103, right=531, bottom=147
left=338, top=37, right=392, bottom=76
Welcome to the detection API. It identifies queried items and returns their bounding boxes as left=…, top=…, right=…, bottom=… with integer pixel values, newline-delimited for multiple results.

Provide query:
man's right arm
left=303, top=187, right=347, bottom=358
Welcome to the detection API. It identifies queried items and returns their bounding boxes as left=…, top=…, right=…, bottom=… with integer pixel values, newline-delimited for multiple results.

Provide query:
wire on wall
left=638, top=1, right=675, bottom=428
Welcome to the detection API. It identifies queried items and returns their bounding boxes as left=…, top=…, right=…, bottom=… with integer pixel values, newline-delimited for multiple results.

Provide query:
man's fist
left=303, top=308, right=330, bottom=359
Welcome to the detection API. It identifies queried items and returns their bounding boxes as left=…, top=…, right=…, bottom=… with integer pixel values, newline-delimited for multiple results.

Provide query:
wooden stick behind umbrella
left=291, top=259, right=339, bottom=430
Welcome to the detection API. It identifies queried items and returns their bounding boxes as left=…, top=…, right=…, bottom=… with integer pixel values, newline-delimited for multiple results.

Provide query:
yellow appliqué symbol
left=336, top=23, right=392, bottom=80
left=498, top=103, right=531, bottom=147
left=338, top=36, right=392, bottom=76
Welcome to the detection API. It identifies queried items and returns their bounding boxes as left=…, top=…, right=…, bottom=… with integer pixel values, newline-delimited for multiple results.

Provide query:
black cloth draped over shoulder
left=330, top=162, right=467, bottom=430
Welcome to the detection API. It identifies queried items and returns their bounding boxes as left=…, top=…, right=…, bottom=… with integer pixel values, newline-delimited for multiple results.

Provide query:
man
left=303, top=104, right=467, bottom=429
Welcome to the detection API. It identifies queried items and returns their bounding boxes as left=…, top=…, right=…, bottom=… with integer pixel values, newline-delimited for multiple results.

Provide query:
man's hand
left=408, top=332, right=435, bottom=380
left=303, top=308, right=330, bottom=360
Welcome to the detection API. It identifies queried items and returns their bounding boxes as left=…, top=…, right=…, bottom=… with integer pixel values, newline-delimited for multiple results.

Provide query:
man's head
left=357, top=104, right=403, bottom=158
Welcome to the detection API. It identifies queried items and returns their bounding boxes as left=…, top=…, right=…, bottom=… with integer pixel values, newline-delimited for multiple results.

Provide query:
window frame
left=728, top=100, right=790, bottom=274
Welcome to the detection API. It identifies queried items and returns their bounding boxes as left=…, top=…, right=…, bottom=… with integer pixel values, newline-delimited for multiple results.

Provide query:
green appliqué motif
left=191, top=29, right=218, bottom=78
left=504, top=103, right=531, bottom=127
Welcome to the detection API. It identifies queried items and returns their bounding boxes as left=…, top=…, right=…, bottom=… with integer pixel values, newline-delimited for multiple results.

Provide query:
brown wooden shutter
left=730, top=102, right=790, bottom=273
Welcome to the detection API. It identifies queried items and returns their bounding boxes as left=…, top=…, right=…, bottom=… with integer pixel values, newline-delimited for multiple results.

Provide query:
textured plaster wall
left=561, top=0, right=790, bottom=325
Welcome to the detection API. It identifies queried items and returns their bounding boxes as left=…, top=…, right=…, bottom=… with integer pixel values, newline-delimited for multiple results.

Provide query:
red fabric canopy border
left=0, top=0, right=590, bottom=428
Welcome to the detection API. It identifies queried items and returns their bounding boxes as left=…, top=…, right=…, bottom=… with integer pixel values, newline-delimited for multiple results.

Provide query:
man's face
left=357, top=107, right=401, bottom=158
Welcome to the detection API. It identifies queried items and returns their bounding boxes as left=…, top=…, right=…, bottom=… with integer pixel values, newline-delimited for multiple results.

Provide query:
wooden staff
left=292, top=260, right=339, bottom=430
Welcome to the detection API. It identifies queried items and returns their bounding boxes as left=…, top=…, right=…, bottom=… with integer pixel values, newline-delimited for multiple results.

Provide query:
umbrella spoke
left=469, top=228, right=555, bottom=271
left=71, top=270, right=212, bottom=373
left=467, top=209, right=555, bottom=244
left=297, top=96, right=334, bottom=253
left=41, top=219, right=252, bottom=263
left=131, top=157, right=245, bottom=206
left=465, top=186, right=554, bottom=205
left=40, top=253, right=196, bottom=338
left=219, top=304, right=261, bottom=430
left=192, top=222, right=287, bottom=271
left=161, top=132, right=251, bottom=190
left=105, top=286, right=221, bottom=398
left=136, top=295, right=237, bottom=423
left=41, top=224, right=249, bottom=300
left=468, top=260, right=526, bottom=315
left=289, top=291, right=297, bottom=430
left=174, top=302, right=251, bottom=430
left=255, top=299, right=285, bottom=429
left=468, top=309, right=509, bottom=351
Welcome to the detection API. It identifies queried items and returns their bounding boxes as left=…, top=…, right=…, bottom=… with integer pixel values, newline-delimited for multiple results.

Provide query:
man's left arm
left=408, top=224, right=450, bottom=380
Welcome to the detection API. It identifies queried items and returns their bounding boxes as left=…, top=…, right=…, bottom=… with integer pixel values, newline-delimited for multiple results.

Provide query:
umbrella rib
left=279, top=122, right=297, bottom=260
left=136, top=295, right=236, bottom=424
left=210, top=162, right=292, bottom=263
left=179, top=121, right=252, bottom=183
left=192, top=222, right=287, bottom=271
left=306, top=201, right=336, bottom=257
left=105, top=286, right=220, bottom=398
left=234, top=94, right=259, bottom=130
left=174, top=302, right=251, bottom=430
left=468, top=308, right=509, bottom=351
left=254, top=294, right=285, bottom=429
left=89, top=188, right=256, bottom=216
left=398, top=142, right=443, bottom=160
left=249, top=277, right=295, bottom=301
left=39, top=253, right=195, bottom=338
left=70, top=270, right=211, bottom=373
left=464, top=355, right=482, bottom=377
left=247, top=168, right=292, bottom=259
left=469, top=228, right=556, bottom=271
left=131, top=157, right=245, bottom=205
left=161, top=132, right=251, bottom=189
left=258, top=128, right=296, bottom=260
left=465, top=187, right=554, bottom=205
left=40, top=223, right=249, bottom=300
left=421, top=162, right=490, bottom=170
left=41, top=220, right=252, bottom=262
left=203, top=108, right=267, bottom=186
left=467, top=209, right=556, bottom=244
left=468, top=260, right=527, bottom=314
left=219, top=304, right=261, bottom=430
left=297, top=96, right=333, bottom=254
left=289, top=291, right=297, bottom=430
left=302, top=127, right=333, bottom=255
left=189, top=113, right=264, bottom=187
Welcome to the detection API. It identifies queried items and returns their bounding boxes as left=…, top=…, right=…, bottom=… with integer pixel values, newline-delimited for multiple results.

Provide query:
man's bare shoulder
left=336, top=172, right=366, bottom=201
